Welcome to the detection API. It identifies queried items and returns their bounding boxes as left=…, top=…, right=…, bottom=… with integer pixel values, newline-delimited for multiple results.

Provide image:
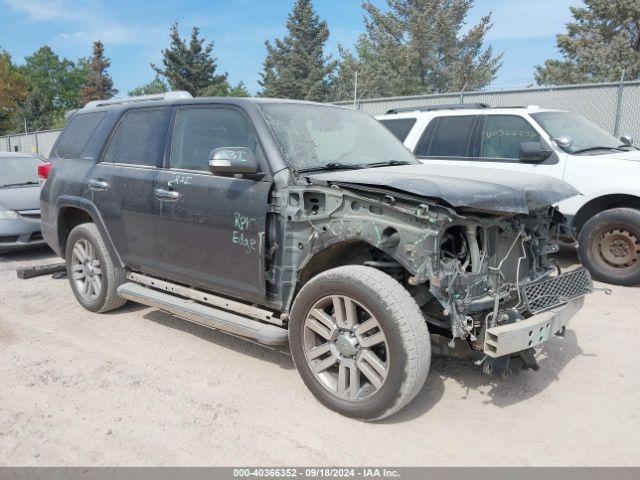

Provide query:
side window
left=379, top=118, right=417, bottom=142
left=56, top=112, right=106, bottom=159
left=480, top=115, right=540, bottom=160
left=102, top=108, right=169, bottom=167
left=170, top=106, right=262, bottom=171
left=415, top=116, right=476, bottom=157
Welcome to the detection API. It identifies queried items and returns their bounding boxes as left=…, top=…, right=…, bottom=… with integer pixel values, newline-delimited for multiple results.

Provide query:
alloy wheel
left=70, top=238, right=103, bottom=301
left=303, top=295, right=389, bottom=402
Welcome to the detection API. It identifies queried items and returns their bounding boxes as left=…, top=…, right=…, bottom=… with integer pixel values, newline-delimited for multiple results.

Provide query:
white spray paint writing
left=233, top=212, right=258, bottom=254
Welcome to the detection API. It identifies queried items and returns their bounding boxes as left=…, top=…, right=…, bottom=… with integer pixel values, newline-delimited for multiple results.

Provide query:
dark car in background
left=0, top=152, right=47, bottom=254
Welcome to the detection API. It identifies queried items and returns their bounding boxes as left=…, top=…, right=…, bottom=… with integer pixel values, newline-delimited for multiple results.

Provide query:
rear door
left=153, top=104, right=271, bottom=303
left=414, top=115, right=478, bottom=167
left=88, top=107, right=171, bottom=270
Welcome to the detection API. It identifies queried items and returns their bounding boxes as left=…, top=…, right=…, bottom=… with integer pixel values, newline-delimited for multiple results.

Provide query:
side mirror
left=554, top=136, right=572, bottom=149
left=621, top=135, right=633, bottom=147
left=520, top=142, right=553, bottom=163
left=208, top=147, right=259, bottom=176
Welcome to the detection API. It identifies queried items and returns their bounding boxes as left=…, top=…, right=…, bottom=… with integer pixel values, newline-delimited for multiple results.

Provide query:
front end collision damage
left=271, top=174, right=591, bottom=378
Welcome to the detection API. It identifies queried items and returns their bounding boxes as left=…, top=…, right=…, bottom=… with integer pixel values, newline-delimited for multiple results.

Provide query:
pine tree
left=81, top=41, right=118, bottom=104
left=152, top=23, right=230, bottom=96
left=535, top=1, right=640, bottom=85
left=259, top=0, right=336, bottom=101
left=128, top=75, right=169, bottom=96
left=331, top=0, right=502, bottom=100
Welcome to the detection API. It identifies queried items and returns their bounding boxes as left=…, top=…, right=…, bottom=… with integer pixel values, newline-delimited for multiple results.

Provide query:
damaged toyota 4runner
left=40, top=93, right=593, bottom=420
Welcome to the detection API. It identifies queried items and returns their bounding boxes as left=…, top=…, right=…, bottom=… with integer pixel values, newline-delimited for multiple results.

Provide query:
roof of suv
left=377, top=104, right=562, bottom=120
left=73, top=91, right=347, bottom=116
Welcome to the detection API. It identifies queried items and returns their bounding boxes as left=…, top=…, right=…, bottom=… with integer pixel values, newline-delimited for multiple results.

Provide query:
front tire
left=289, top=266, right=431, bottom=421
left=65, top=223, right=127, bottom=313
left=578, top=208, right=640, bottom=286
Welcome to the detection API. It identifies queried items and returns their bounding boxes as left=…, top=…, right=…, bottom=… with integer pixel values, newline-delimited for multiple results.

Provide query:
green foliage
left=259, top=0, right=336, bottom=101
left=81, top=41, right=118, bottom=103
left=535, top=0, right=640, bottom=85
left=151, top=23, right=231, bottom=96
left=0, top=50, right=28, bottom=133
left=331, top=0, right=502, bottom=100
left=128, top=75, right=169, bottom=96
left=6, top=46, right=88, bottom=132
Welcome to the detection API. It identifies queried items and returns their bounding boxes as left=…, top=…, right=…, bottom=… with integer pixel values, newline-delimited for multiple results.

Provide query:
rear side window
left=56, top=112, right=106, bottom=159
left=103, top=108, right=169, bottom=167
left=379, top=118, right=417, bottom=142
left=415, top=116, right=476, bottom=157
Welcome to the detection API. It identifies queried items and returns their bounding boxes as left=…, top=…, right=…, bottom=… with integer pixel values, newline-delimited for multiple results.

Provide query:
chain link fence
left=1, top=80, right=639, bottom=158
left=335, top=80, right=640, bottom=144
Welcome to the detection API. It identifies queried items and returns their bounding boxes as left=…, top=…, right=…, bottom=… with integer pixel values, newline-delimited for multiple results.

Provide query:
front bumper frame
left=483, top=295, right=584, bottom=358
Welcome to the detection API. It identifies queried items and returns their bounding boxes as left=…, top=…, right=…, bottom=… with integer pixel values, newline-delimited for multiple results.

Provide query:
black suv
left=40, top=93, right=592, bottom=420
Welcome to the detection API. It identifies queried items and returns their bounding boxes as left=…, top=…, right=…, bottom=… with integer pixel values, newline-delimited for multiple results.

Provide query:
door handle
left=155, top=188, right=181, bottom=200
left=88, top=178, right=110, bottom=190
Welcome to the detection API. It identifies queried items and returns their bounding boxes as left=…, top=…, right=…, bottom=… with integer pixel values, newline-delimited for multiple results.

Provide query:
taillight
left=37, top=162, right=53, bottom=180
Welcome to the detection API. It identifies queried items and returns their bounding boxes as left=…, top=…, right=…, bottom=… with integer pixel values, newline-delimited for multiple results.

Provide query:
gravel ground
left=0, top=246, right=639, bottom=466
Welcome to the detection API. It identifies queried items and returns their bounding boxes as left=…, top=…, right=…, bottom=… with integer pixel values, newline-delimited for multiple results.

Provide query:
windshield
left=531, top=111, right=628, bottom=154
left=260, top=104, right=418, bottom=171
left=0, top=156, right=42, bottom=188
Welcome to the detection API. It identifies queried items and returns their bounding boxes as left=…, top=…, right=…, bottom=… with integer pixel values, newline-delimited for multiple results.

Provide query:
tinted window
left=416, top=116, right=476, bottom=157
left=379, top=118, right=417, bottom=142
left=480, top=115, right=540, bottom=159
left=103, top=108, right=168, bottom=166
left=171, top=107, right=261, bottom=171
left=56, top=112, right=106, bottom=159
left=0, top=156, right=43, bottom=187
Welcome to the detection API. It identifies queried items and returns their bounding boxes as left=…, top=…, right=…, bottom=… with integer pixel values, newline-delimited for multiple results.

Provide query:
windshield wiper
left=572, top=146, right=628, bottom=154
left=0, top=181, right=39, bottom=188
left=297, top=163, right=367, bottom=173
left=365, top=160, right=413, bottom=168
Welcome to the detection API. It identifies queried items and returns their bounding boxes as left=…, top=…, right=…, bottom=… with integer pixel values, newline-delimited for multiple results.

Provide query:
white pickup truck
left=378, top=104, right=640, bottom=285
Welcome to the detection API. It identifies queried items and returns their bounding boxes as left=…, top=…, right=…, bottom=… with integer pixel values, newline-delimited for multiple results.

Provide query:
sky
left=0, top=0, right=582, bottom=96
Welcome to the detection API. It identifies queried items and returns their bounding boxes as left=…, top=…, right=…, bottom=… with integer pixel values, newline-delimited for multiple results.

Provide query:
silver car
left=0, top=152, right=47, bottom=254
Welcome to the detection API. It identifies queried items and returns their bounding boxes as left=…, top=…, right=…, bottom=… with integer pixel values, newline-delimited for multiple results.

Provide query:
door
left=88, top=107, right=171, bottom=270
left=469, top=114, right=565, bottom=178
left=414, top=115, right=477, bottom=167
left=154, top=105, right=271, bottom=303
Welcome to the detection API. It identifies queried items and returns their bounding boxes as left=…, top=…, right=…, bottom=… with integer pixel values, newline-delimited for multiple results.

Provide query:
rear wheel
left=289, top=265, right=430, bottom=421
left=65, top=223, right=127, bottom=312
left=578, top=208, right=640, bottom=286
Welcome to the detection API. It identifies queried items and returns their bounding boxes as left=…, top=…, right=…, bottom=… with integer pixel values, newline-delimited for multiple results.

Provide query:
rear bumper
left=483, top=296, right=584, bottom=358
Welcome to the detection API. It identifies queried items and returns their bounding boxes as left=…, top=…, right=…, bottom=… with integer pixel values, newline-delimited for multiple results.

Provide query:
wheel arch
left=56, top=196, right=124, bottom=268
left=284, top=238, right=416, bottom=314
left=573, top=194, right=640, bottom=233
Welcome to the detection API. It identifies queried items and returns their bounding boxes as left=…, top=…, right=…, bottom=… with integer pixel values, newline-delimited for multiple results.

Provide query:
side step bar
left=117, top=282, right=289, bottom=346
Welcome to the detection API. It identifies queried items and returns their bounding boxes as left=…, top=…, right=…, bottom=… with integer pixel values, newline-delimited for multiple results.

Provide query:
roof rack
left=82, top=91, right=193, bottom=110
left=385, top=103, right=491, bottom=114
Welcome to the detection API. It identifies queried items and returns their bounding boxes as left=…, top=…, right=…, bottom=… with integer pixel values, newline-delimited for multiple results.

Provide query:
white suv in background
left=377, top=104, right=640, bottom=286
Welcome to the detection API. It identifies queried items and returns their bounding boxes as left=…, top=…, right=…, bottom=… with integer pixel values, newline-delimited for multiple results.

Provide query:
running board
left=117, top=282, right=289, bottom=346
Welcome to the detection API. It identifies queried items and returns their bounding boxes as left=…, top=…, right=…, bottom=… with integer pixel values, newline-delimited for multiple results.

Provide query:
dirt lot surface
left=1, top=246, right=639, bottom=466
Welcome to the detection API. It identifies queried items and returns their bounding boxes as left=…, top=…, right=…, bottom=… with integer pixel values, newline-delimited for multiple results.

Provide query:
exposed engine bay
left=272, top=170, right=592, bottom=377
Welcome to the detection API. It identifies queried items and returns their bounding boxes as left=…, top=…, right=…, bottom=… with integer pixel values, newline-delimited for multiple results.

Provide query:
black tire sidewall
left=65, top=224, right=110, bottom=312
left=578, top=208, right=640, bottom=286
left=290, top=273, right=408, bottom=420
